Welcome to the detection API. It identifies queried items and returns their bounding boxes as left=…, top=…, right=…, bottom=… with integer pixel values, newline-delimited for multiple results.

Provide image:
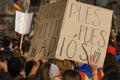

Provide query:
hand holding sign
left=34, top=52, right=42, bottom=63
left=88, top=54, right=99, bottom=80
left=28, top=52, right=42, bottom=77
left=15, top=10, right=33, bottom=50
left=88, top=54, right=98, bottom=71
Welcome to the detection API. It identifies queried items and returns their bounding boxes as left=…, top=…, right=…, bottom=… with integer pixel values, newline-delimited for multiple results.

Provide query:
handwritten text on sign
left=56, top=0, right=113, bottom=67
left=28, top=0, right=67, bottom=60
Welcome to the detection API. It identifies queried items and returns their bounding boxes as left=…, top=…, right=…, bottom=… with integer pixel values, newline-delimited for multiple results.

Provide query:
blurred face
left=111, top=29, right=117, bottom=38
left=52, top=70, right=61, bottom=80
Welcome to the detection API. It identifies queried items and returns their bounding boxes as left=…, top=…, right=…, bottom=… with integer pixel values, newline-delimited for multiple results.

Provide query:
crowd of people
left=0, top=0, right=120, bottom=79
left=0, top=26, right=120, bottom=80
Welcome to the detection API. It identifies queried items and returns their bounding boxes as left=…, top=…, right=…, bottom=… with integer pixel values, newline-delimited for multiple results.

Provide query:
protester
left=34, top=62, right=61, bottom=80
left=3, top=36, right=12, bottom=52
left=109, top=27, right=118, bottom=51
left=22, top=42, right=30, bottom=59
left=51, top=59, right=73, bottom=74
left=103, top=69, right=120, bottom=80
left=7, top=57, right=23, bottom=80
left=62, top=70, right=82, bottom=80
left=103, top=45, right=120, bottom=74
left=75, top=54, right=103, bottom=80
left=11, top=38, right=19, bottom=52
left=18, top=56, right=26, bottom=78
left=0, top=50, right=12, bottom=80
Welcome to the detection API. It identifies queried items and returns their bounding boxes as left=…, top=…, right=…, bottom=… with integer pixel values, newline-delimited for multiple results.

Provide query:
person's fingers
left=95, top=55, right=99, bottom=64
left=38, top=52, right=42, bottom=60
left=90, top=54, right=93, bottom=63
left=34, top=54, right=38, bottom=59
left=88, top=54, right=99, bottom=67
left=93, top=54, right=98, bottom=64
left=35, top=52, right=42, bottom=59
left=88, top=54, right=93, bottom=64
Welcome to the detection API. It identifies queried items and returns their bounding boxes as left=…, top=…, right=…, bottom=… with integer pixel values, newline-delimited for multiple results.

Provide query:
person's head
left=50, top=63, right=61, bottom=80
left=11, top=38, right=19, bottom=51
left=110, top=27, right=117, bottom=39
left=0, top=50, right=12, bottom=62
left=50, top=58, right=64, bottom=74
left=39, top=62, right=61, bottom=80
left=22, top=43, right=30, bottom=59
left=63, top=59, right=73, bottom=70
left=39, top=62, right=51, bottom=80
left=62, top=70, right=82, bottom=80
left=7, top=57, right=21, bottom=78
left=3, top=36, right=11, bottom=47
left=0, top=50, right=12, bottom=70
left=104, top=45, right=118, bottom=68
left=103, top=52, right=119, bottom=74
left=50, top=58, right=73, bottom=74
left=103, top=70, right=120, bottom=80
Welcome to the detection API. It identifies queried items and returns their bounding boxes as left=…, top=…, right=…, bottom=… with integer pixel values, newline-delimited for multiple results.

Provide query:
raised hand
left=87, top=54, right=99, bottom=80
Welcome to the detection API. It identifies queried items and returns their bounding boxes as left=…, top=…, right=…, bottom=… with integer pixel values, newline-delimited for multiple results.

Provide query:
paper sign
left=15, top=11, right=33, bottom=34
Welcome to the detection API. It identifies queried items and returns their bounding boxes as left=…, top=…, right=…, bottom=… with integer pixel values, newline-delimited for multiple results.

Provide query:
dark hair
left=18, top=56, right=26, bottom=70
left=25, top=60, right=43, bottom=78
left=7, top=57, right=21, bottom=77
left=103, top=53, right=119, bottom=74
left=35, top=62, right=51, bottom=80
left=3, top=36, right=11, bottom=47
left=25, top=61, right=34, bottom=77
left=69, top=60, right=76, bottom=69
left=0, top=50, right=12, bottom=62
left=103, top=70, right=120, bottom=80
left=11, top=38, right=19, bottom=49
left=22, top=43, right=30, bottom=54
left=62, top=70, right=82, bottom=80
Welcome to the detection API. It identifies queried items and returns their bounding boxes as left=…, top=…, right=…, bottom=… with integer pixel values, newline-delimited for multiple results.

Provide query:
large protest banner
left=55, top=0, right=113, bottom=67
left=29, top=0, right=113, bottom=67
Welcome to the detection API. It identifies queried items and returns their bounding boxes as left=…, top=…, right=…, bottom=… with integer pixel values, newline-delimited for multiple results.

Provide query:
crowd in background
left=0, top=26, right=120, bottom=80
left=0, top=0, right=120, bottom=80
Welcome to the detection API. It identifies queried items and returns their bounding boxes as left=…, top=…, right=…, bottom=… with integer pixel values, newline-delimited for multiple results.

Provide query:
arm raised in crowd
left=28, top=52, right=42, bottom=78
left=88, top=54, right=99, bottom=80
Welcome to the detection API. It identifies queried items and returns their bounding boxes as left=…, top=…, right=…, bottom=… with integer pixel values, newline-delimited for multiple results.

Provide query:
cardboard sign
left=55, top=0, right=113, bottom=67
left=15, top=11, right=33, bottom=34
left=29, top=0, right=113, bottom=67
left=28, top=0, right=67, bottom=60
left=49, top=0, right=57, bottom=3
